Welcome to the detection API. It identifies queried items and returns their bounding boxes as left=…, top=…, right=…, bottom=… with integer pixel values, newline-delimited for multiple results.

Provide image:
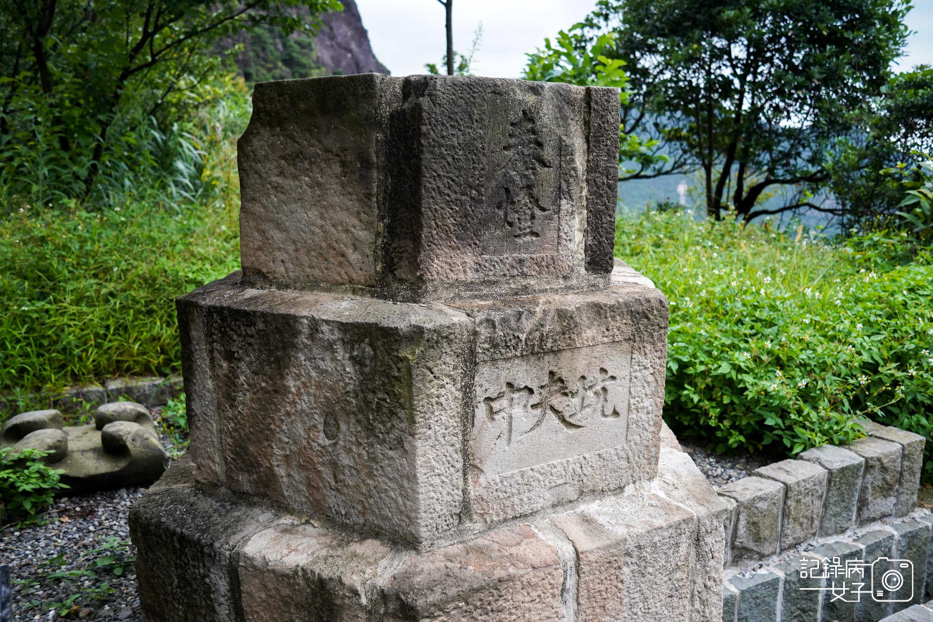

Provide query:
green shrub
left=0, top=447, right=68, bottom=523
left=616, top=211, right=933, bottom=477
left=0, top=196, right=239, bottom=412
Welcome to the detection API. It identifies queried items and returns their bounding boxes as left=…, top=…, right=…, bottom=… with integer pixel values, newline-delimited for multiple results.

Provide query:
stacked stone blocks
left=130, top=74, right=730, bottom=621
left=720, top=424, right=925, bottom=566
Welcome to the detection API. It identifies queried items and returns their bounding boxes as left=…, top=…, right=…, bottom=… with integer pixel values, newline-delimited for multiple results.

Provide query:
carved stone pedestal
left=131, top=74, right=728, bottom=621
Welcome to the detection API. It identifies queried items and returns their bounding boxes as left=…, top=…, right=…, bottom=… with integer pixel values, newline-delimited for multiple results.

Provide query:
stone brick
left=858, top=529, right=897, bottom=622
left=657, top=448, right=731, bottom=621
left=382, top=525, right=564, bottom=621
left=730, top=571, right=781, bottom=622
left=798, top=444, right=864, bottom=536
left=177, top=279, right=474, bottom=549
left=916, top=514, right=933, bottom=600
left=721, top=495, right=739, bottom=567
left=894, top=521, right=932, bottom=605
left=723, top=582, right=738, bottom=622
left=551, top=492, right=699, bottom=621
left=863, top=421, right=926, bottom=517
left=848, top=436, right=903, bottom=523
left=129, top=483, right=285, bottom=622
left=453, top=286, right=667, bottom=524
left=238, top=75, right=620, bottom=298
left=776, top=553, right=824, bottom=622
left=882, top=604, right=933, bottom=621
left=718, top=476, right=785, bottom=561
left=811, top=540, right=864, bottom=622
left=754, top=459, right=827, bottom=549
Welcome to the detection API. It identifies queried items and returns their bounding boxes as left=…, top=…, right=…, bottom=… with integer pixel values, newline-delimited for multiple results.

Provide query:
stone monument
left=130, top=74, right=729, bottom=621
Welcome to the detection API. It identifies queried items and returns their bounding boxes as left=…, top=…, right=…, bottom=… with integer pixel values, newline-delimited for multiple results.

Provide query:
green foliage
left=160, top=394, right=189, bottom=458
left=616, top=211, right=933, bottom=476
left=0, top=448, right=67, bottom=523
left=898, top=157, right=933, bottom=244
left=34, top=537, right=133, bottom=617
left=0, top=0, right=340, bottom=205
left=829, top=67, right=933, bottom=227
left=523, top=18, right=667, bottom=180
left=0, top=190, right=240, bottom=410
left=571, top=0, right=911, bottom=221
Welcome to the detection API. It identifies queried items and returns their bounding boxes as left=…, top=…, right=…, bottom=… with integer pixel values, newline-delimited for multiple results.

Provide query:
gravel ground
left=2, top=406, right=182, bottom=621
left=2, top=489, right=146, bottom=621
left=680, top=440, right=772, bottom=488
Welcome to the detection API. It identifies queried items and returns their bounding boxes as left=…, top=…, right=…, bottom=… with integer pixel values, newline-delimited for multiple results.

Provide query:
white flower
left=834, top=299, right=842, bottom=306
left=731, top=281, right=738, bottom=287
left=909, top=369, right=917, bottom=377
left=797, top=379, right=808, bottom=388
left=856, top=323, right=863, bottom=331
left=113, top=267, right=119, bottom=272
left=859, top=375, right=868, bottom=386
left=764, top=341, right=772, bottom=349
left=814, top=291, right=822, bottom=299
left=114, top=207, right=121, bottom=212
left=20, top=306, right=28, bottom=311
left=803, top=318, right=811, bottom=324
left=742, top=352, right=751, bottom=359
left=763, top=276, right=772, bottom=284
left=769, top=383, right=778, bottom=391
left=922, top=350, right=929, bottom=356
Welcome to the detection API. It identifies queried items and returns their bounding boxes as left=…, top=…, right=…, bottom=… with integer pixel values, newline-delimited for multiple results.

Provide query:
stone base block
left=179, top=274, right=668, bottom=548
left=131, top=448, right=726, bottom=621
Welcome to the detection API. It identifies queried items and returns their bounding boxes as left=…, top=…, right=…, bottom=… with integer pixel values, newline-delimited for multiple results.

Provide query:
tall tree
left=579, top=0, right=911, bottom=221
left=0, top=0, right=340, bottom=202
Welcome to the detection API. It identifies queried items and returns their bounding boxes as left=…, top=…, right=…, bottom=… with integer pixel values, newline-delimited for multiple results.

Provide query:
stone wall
left=719, top=422, right=925, bottom=566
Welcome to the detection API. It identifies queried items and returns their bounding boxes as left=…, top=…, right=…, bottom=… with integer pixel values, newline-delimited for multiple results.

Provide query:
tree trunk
left=444, top=1, right=453, bottom=76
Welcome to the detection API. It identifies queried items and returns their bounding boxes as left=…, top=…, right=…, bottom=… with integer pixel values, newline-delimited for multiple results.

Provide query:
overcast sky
left=354, top=0, right=933, bottom=79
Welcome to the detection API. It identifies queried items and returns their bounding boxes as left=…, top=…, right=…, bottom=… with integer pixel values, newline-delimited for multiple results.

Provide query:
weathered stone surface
left=1, top=409, right=63, bottom=441
left=776, top=553, right=823, bottom=622
left=382, top=525, right=564, bottom=621
left=882, top=604, right=933, bottom=621
left=105, top=377, right=177, bottom=408
left=858, top=529, right=897, bottom=622
left=58, top=422, right=167, bottom=491
left=730, top=571, right=781, bottom=622
left=12, top=428, right=68, bottom=463
left=130, top=482, right=285, bottom=622
left=721, top=494, right=739, bottom=567
left=95, top=402, right=154, bottom=430
left=754, top=459, right=827, bottom=549
left=718, top=476, right=785, bottom=561
left=849, top=436, right=903, bottom=523
left=916, top=514, right=933, bottom=600
left=178, top=278, right=473, bottom=549
left=0, top=405, right=166, bottom=490
left=812, top=540, right=863, bottom=622
left=659, top=420, right=683, bottom=451
left=657, top=447, right=730, bottom=621
left=723, top=583, right=739, bottom=622
left=453, top=285, right=667, bottom=523
left=798, top=444, right=864, bottom=536
left=239, top=75, right=620, bottom=298
left=894, top=521, right=932, bottom=605
left=239, top=522, right=396, bottom=621
left=551, top=492, right=698, bottom=620
left=863, top=421, right=926, bottom=517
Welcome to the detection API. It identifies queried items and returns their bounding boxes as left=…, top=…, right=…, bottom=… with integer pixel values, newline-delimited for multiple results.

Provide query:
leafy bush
left=0, top=193, right=239, bottom=413
left=616, top=211, right=933, bottom=477
left=0, top=448, right=68, bottom=523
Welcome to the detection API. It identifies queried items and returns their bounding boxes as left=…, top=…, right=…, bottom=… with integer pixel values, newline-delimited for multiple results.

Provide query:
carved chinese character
left=577, top=368, right=623, bottom=421
left=483, top=382, right=534, bottom=445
